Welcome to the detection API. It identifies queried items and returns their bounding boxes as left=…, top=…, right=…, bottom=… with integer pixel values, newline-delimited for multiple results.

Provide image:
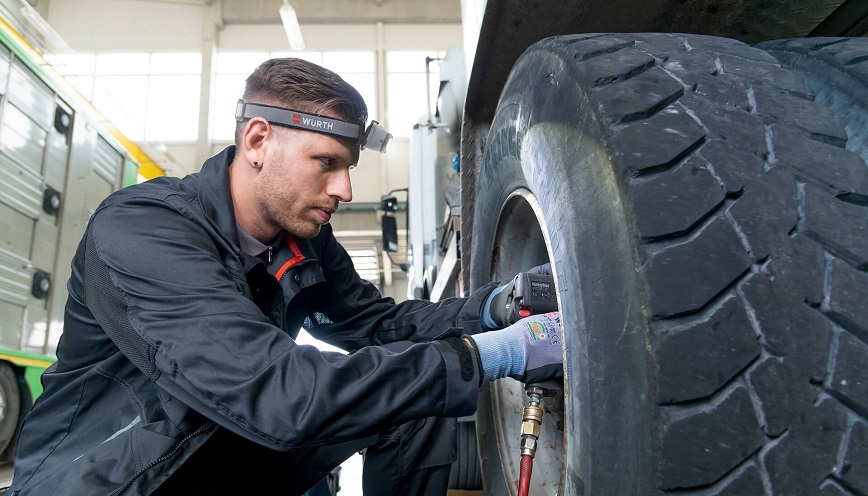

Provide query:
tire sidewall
left=470, top=45, right=653, bottom=494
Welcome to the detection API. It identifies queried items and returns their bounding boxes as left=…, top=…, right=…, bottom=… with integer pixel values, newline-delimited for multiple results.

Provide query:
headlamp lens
left=363, top=121, right=392, bottom=153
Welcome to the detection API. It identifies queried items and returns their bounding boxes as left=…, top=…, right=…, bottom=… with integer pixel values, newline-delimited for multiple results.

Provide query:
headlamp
left=235, top=99, right=392, bottom=153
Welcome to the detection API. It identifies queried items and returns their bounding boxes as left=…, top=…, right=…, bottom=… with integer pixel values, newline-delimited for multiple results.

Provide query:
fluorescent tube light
left=279, top=2, right=305, bottom=51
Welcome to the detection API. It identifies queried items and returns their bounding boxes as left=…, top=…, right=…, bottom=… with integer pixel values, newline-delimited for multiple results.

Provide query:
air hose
left=518, top=454, right=534, bottom=496
left=517, top=385, right=545, bottom=496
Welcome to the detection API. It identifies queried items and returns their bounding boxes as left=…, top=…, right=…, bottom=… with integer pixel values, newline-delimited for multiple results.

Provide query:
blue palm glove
left=467, top=312, right=563, bottom=384
left=482, top=263, right=554, bottom=330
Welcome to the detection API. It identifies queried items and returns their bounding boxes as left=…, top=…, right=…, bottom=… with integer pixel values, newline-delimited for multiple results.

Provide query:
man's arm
left=304, top=228, right=498, bottom=350
left=84, top=197, right=480, bottom=450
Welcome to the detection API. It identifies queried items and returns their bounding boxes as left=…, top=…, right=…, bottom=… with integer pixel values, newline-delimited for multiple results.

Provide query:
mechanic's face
left=255, top=119, right=358, bottom=239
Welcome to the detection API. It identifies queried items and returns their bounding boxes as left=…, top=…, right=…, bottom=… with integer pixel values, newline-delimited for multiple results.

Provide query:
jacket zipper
left=112, top=422, right=216, bottom=496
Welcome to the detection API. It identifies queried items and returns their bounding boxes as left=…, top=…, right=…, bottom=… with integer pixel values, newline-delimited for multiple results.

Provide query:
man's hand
left=465, top=312, right=563, bottom=384
left=482, top=263, right=554, bottom=330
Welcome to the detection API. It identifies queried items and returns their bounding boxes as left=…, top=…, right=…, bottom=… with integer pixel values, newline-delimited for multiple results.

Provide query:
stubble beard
left=292, top=220, right=322, bottom=239
left=257, top=190, right=322, bottom=239
left=275, top=208, right=322, bottom=239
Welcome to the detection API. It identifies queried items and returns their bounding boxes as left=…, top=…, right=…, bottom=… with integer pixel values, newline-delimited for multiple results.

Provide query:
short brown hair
left=234, top=58, right=368, bottom=145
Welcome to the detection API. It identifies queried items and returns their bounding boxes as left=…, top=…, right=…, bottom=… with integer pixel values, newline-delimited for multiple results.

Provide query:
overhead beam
left=220, top=0, right=461, bottom=25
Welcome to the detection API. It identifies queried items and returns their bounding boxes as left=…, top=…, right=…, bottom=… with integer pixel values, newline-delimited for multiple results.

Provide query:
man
left=9, top=58, right=562, bottom=495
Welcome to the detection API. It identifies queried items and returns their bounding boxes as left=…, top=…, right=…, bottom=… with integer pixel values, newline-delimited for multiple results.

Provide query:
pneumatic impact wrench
left=501, top=272, right=558, bottom=324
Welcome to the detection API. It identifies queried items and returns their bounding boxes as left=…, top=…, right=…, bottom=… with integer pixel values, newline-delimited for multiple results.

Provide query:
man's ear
left=241, top=117, right=269, bottom=168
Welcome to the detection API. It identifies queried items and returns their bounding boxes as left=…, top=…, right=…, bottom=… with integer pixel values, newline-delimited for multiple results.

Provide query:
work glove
left=482, top=263, right=554, bottom=330
left=466, top=312, right=563, bottom=384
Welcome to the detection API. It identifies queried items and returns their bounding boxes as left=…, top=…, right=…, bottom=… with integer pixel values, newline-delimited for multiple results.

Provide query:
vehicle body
left=402, top=0, right=868, bottom=494
left=0, top=0, right=163, bottom=460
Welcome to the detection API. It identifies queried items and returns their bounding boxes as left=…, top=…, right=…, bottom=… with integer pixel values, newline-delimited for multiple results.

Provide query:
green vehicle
left=0, top=12, right=162, bottom=461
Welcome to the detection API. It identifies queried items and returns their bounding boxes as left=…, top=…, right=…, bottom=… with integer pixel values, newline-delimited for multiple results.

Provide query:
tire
left=0, top=363, right=20, bottom=459
left=756, top=37, right=868, bottom=162
left=469, top=33, right=868, bottom=495
left=448, top=419, right=483, bottom=490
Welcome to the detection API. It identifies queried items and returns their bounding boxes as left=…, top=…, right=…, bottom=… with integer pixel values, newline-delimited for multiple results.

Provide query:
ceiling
left=172, top=0, right=462, bottom=24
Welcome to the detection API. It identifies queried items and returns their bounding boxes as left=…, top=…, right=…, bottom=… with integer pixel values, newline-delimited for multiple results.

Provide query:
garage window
left=46, top=52, right=202, bottom=142
left=386, top=51, right=442, bottom=137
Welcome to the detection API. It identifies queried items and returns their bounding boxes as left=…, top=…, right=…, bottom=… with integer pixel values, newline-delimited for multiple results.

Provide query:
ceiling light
left=279, top=1, right=305, bottom=51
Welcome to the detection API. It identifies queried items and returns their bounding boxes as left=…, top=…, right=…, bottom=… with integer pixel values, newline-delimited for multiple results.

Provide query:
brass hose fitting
left=520, top=386, right=545, bottom=457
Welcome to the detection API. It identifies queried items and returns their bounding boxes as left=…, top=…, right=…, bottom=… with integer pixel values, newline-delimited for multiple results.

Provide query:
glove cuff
left=467, top=328, right=525, bottom=381
left=461, top=336, right=484, bottom=386
left=481, top=285, right=504, bottom=330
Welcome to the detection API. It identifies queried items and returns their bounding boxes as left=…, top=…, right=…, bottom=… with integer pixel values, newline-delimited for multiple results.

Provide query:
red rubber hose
left=518, top=454, right=533, bottom=496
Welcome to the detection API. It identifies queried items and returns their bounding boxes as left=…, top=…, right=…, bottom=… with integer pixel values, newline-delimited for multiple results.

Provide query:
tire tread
left=560, top=33, right=868, bottom=494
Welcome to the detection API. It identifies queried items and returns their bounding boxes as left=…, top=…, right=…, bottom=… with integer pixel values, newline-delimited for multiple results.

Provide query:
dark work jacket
left=10, top=146, right=488, bottom=495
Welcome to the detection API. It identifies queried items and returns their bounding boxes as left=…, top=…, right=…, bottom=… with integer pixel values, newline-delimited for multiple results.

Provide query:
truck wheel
left=468, top=33, right=868, bottom=495
left=448, top=420, right=483, bottom=490
left=756, top=37, right=868, bottom=162
left=0, top=363, right=20, bottom=458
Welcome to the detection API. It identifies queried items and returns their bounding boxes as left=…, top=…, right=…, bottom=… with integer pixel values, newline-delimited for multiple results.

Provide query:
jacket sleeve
left=304, top=227, right=498, bottom=351
left=83, top=196, right=480, bottom=450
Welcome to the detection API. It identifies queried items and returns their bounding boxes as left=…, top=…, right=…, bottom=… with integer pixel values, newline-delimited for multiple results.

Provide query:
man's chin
left=286, top=224, right=322, bottom=239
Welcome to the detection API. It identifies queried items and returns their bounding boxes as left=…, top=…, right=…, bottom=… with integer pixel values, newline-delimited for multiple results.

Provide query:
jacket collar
left=197, top=145, right=240, bottom=245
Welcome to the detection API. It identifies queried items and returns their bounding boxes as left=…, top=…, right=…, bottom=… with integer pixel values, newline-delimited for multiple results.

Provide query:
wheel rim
left=488, top=187, right=566, bottom=495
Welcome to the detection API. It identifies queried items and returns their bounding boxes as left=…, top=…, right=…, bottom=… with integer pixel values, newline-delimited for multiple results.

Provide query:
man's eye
left=320, top=158, right=336, bottom=168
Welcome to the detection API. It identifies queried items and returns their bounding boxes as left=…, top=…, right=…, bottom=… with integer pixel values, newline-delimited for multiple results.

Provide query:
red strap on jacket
left=275, top=234, right=306, bottom=281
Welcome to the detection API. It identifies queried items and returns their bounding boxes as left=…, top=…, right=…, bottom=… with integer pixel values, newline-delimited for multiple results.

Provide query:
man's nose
left=328, top=168, right=353, bottom=203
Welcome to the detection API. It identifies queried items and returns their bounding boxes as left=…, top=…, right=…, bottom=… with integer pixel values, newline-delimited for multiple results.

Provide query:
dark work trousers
left=361, top=414, right=456, bottom=495
left=361, top=339, right=457, bottom=495
left=152, top=343, right=458, bottom=495
left=151, top=416, right=456, bottom=495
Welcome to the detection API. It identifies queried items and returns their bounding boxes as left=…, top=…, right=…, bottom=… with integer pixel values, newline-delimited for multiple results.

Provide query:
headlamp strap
left=235, top=100, right=392, bottom=153
left=235, top=100, right=361, bottom=141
